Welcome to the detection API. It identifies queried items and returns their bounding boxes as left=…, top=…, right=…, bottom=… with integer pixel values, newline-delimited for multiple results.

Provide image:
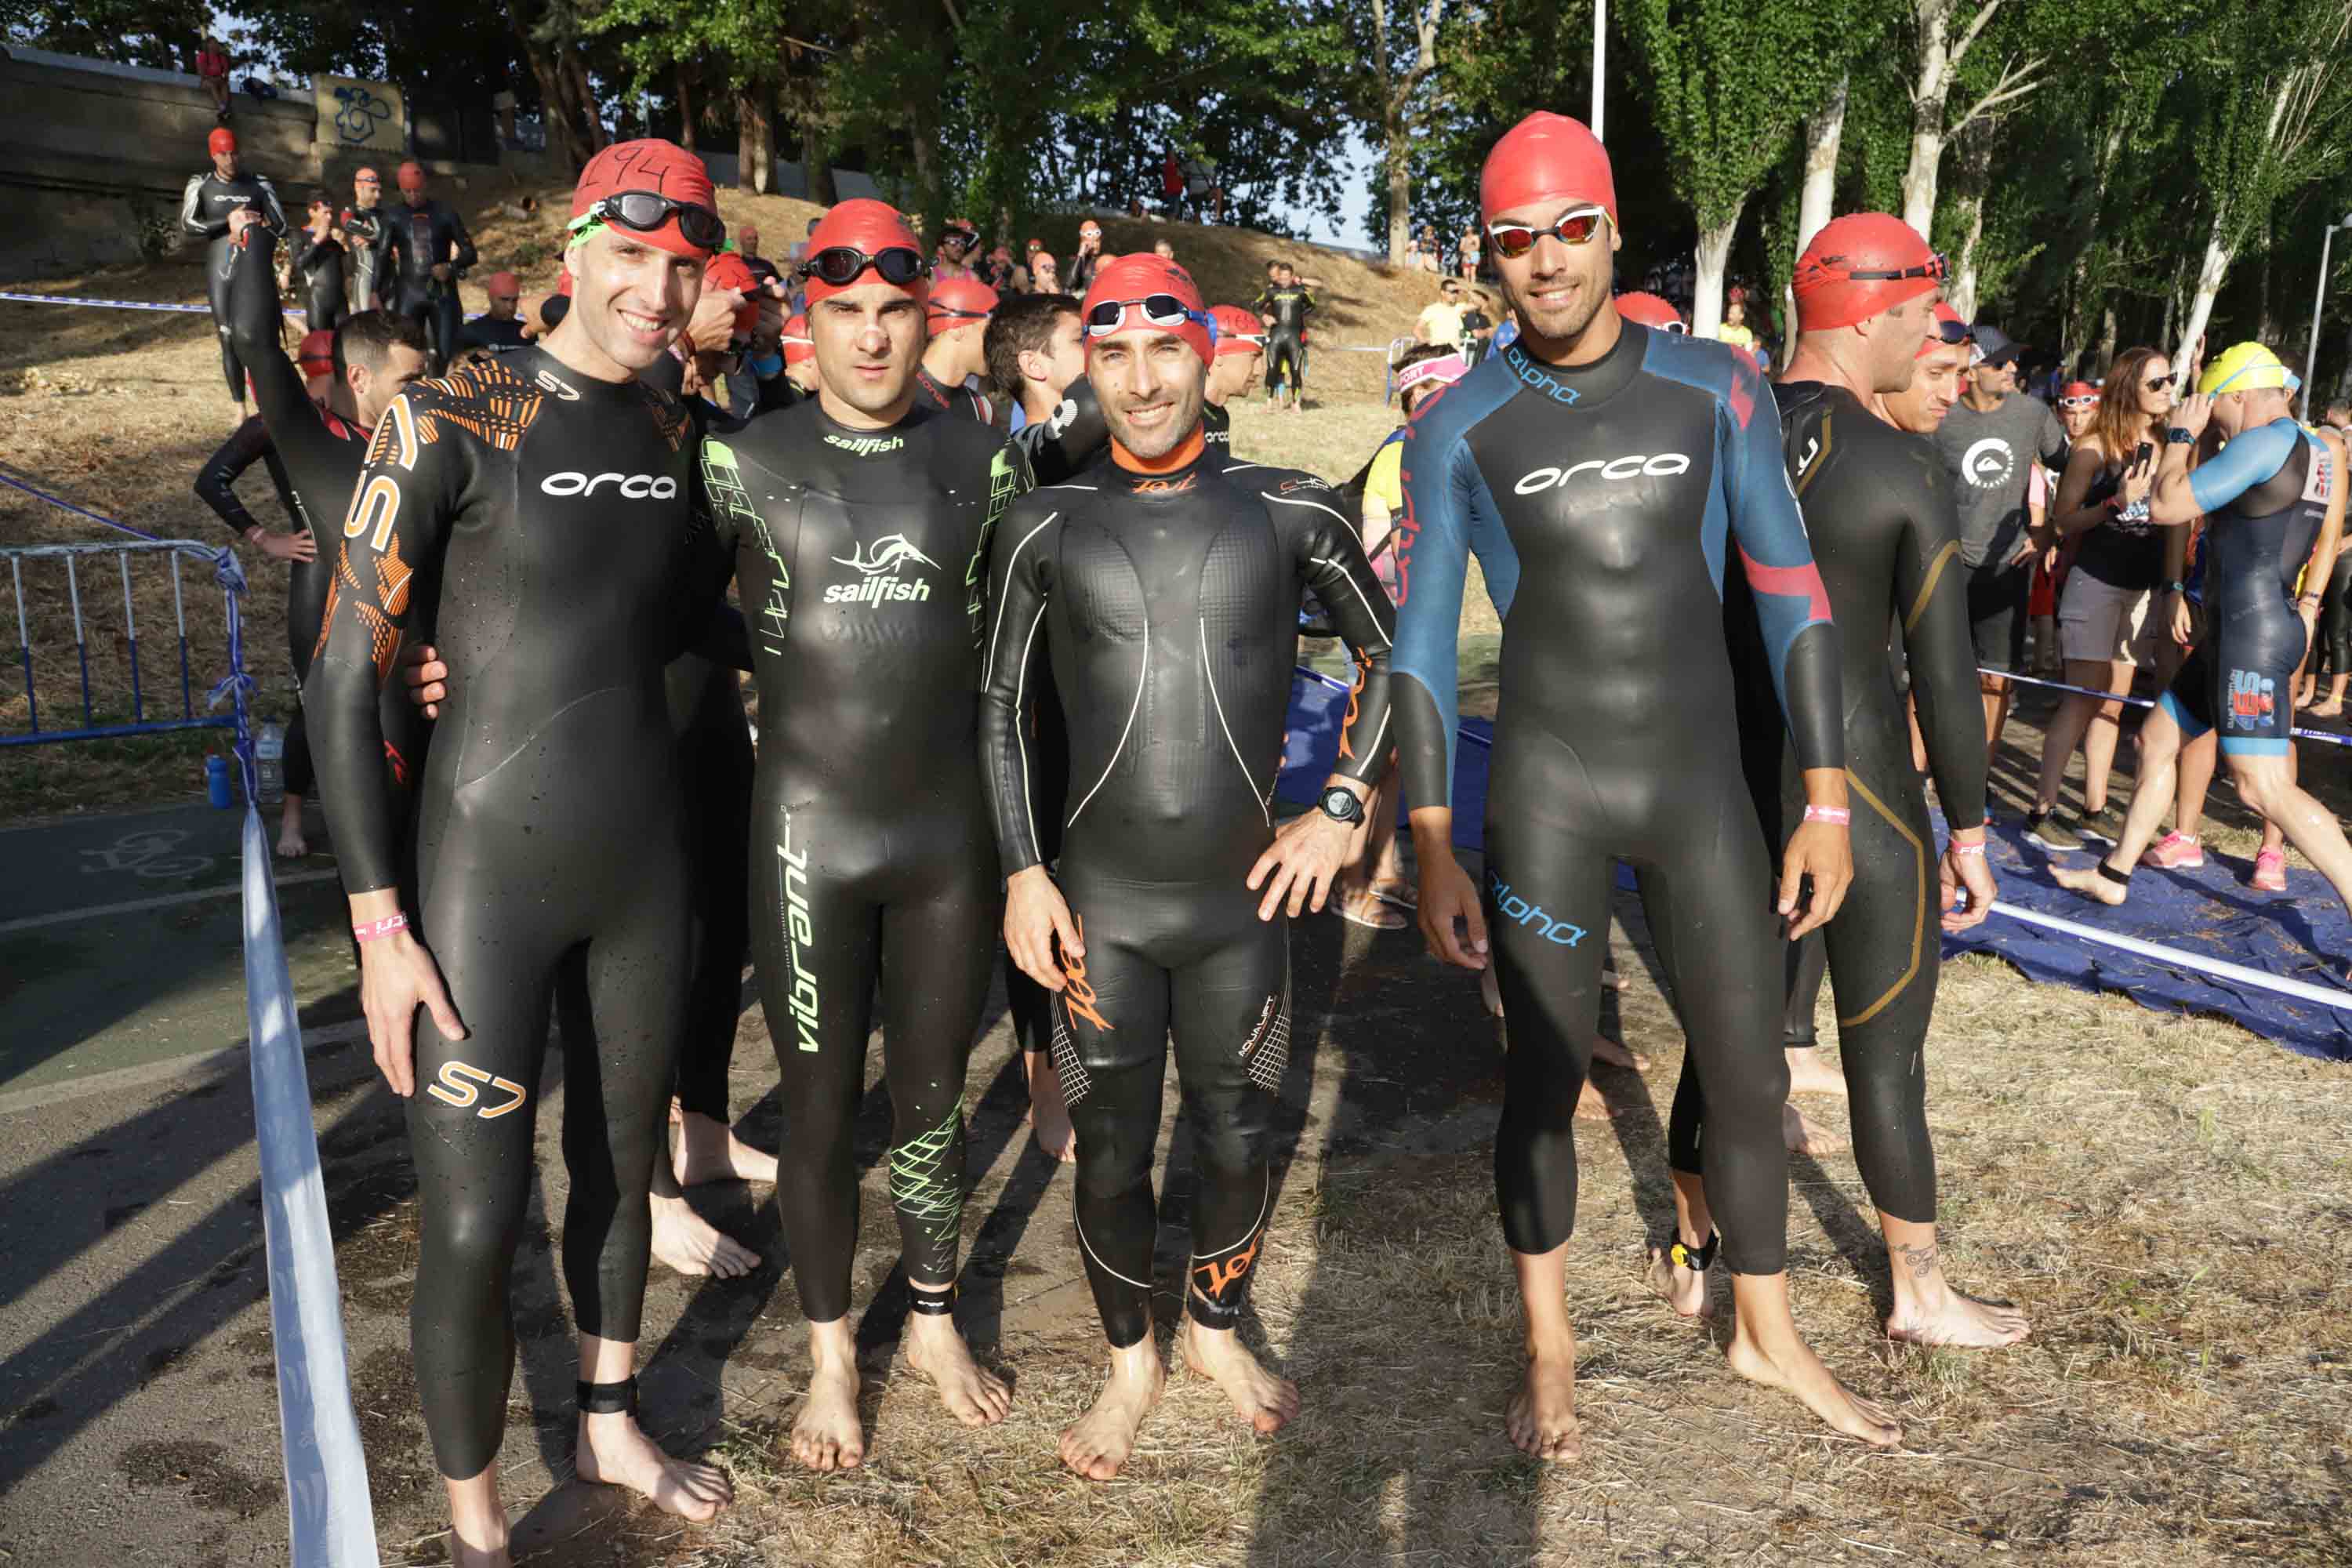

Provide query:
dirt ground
left=4, top=213, right=2350, bottom=1567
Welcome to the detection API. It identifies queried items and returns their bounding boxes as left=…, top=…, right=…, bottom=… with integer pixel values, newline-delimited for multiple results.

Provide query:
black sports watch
left=2159, top=579, right=2187, bottom=595
left=1316, top=785, right=1367, bottom=826
left=2166, top=426, right=2198, bottom=446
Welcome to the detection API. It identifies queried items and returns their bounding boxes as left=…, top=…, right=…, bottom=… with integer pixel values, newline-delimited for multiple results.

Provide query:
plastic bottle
left=205, top=753, right=233, bottom=808
left=255, top=720, right=285, bottom=805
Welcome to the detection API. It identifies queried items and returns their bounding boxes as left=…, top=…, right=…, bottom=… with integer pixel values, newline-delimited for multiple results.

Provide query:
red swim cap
left=1794, top=212, right=1944, bottom=332
left=208, top=127, right=237, bottom=156
left=782, top=313, right=815, bottom=367
left=1614, top=291, right=1684, bottom=332
left=570, top=139, right=719, bottom=260
left=354, top=166, right=379, bottom=183
left=1480, top=112, right=1616, bottom=227
left=483, top=270, right=521, bottom=298
left=702, top=251, right=762, bottom=336
left=927, top=275, right=999, bottom=336
left=1919, top=301, right=1969, bottom=358
left=801, top=198, right=927, bottom=307
left=298, top=329, right=336, bottom=380
left=1209, top=304, right=1265, bottom=357
left=1082, top=253, right=1211, bottom=365
left=396, top=161, right=425, bottom=193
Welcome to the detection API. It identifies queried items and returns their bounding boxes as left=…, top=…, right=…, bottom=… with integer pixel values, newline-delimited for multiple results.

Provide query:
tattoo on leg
left=1892, top=1241, right=1938, bottom=1281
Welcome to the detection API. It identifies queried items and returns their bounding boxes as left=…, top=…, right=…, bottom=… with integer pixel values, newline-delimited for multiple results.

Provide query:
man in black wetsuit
left=295, top=192, right=347, bottom=334
left=182, top=125, right=287, bottom=411
left=980, top=252, right=1398, bottom=1480
left=1661, top=213, right=2027, bottom=1352
left=916, top=274, right=997, bottom=416
left=1395, top=111, right=1893, bottom=1459
left=339, top=166, right=394, bottom=313
left=384, top=160, right=478, bottom=371
left=1203, top=303, right=1265, bottom=445
left=307, top=140, right=735, bottom=1566
left=1254, top=260, right=1315, bottom=412
left=692, top=198, right=1020, bottom=1472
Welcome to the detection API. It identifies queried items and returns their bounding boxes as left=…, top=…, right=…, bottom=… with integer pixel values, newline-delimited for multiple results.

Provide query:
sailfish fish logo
left=833, top=534, right=942, bottom=575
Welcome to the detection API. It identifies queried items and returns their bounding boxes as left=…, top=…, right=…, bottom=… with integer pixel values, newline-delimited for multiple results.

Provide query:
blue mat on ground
left=1280, top=666, right=2352, bottom=1062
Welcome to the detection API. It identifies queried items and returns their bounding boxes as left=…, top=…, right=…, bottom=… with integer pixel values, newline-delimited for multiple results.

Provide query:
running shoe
left=2025, top=808, right=2082, bottom=851
left=2140, top=832, right=2204, bottom=869
left=2080, top=804, right=2127, bottom=842
left=2252, top=848, right=2288, bottom=893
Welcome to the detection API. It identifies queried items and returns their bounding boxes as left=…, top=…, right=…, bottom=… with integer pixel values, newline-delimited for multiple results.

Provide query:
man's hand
left=357, top=927, right=465, bottom=1096
left=255, top=528, right=317, bottom=564
left=751, top=278, right=789, bottom=344
left=1780, top=771, right=1853, bottom=939
left=1938, top=829, right=1996, bottom=933
left=1408, top=810, right=1488, bottom=969
left=227, top=206, right=260, bottom=242
left=430, top=262, right=452, bottom=283
left=2169, top=590, right=2194, bottom=646
left=2175, top=391, right=2214, bottom=439
left=685, top=288, right=746, bottom=359
left=400, top=642, right=449, bottom=719
left=1004, top=865, right=1082, bottom=992
left=1247, top=780, right=1367, bottom=920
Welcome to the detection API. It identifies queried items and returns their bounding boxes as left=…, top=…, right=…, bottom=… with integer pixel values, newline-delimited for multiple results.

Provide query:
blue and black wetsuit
left=978, top=451, right=1395, bottom=1345
left=182, top=166, right=288, bottom=401
left=2161, top=418, right=2333, bottom=753
left=1392, top=325, right=1842, bottom=1278
left=1677, top=381, right=1989, bottom=1229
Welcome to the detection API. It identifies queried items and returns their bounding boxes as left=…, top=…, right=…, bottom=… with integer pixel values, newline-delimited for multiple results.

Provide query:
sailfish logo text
left=827, top=533, right=941, bottom=605
left=778, top=824, right=821, bottom=1052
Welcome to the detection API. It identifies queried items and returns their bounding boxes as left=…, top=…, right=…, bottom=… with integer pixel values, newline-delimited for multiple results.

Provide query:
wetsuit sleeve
left=224, top=230, right=338, bottom=514
left=1011, top=376, right=1109, bottom=485
left=305, top=390, right=462, bottom=895
left=183, top=175, right=220, bottom=240
left=2190, top=420, right=2299, bottom=514
left=1722, top=360, right=1841, bottom=773
left=1392, top=422, right=1475, bottom=811
left=252, top=176, right=289, bottom=236
left=1897, top=459, right=1988, bottom=829
left=977, top=499, right=1060, bottom=877
left=194, top=417, right=274, bottom=539
left=446, top=208, right=477, bottom=272
left=1269, top=474, right=1396, bottom=782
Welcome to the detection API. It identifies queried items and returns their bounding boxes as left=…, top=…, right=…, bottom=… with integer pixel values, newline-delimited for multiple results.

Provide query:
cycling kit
left=1254, top=281, right=1314, bottom=395
left=307, top=347, right=711, bottom=1480
left=182, top=166, right=289, bottom=400
left=1675, top=381, right=1988, bottom=1228
left=694, top=398, right=1029, bottom=1320
left=296, top=232, right=347, bottom=333
left=1393, top=326, right=1841, bottom=1279
left=383, top=198, right=478, bottom=365
left=978, top=447, right=1395, bottom=1345
left=2160, top=418, right=2335, bottom=753
left=339, top=200, right=394, bottom=310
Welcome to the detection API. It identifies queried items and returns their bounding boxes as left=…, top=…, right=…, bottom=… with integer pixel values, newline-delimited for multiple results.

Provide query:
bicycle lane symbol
left=79, top=829, right=216, bottom=880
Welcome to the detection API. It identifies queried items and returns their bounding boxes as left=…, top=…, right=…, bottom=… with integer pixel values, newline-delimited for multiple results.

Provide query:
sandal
left=1334, top=886, right=1408, bottom=930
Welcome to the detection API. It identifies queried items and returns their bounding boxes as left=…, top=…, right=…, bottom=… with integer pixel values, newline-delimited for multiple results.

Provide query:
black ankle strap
left=907, top=1283, right=957, bottom=1316
left=575, top=1376, right=638, bottom=1416
left=1668, top=1229, right=1719, bottom=1273
left=2096, top=858, right=2133, bottom=887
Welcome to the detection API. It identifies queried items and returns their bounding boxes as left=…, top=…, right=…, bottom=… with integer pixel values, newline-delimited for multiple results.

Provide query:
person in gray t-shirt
left=1931, top=325, right=2069, bottom=772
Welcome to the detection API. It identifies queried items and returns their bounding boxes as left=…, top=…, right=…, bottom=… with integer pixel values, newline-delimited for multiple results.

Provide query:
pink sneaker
left=2140, top=832, right=2205, bottom=869
left=2252, top=848, right=2288, bottom=892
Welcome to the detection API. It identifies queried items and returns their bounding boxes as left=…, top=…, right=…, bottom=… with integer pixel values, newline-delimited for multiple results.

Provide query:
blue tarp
left=1280, top=666, right=2352, bottom=1062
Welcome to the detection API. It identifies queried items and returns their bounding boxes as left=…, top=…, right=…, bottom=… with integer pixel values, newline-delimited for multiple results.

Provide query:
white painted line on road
left=0, top=1020, right=372, bottom=1118
left=0, top=869, right=341, bottom=934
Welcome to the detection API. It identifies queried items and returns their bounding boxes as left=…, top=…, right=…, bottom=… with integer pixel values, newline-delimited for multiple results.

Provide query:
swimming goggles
left=572, top=192, right=726, bottom=252
left=800, top=245, right=931, bottom=288
left=1084, top=295, right=1213, bottom=337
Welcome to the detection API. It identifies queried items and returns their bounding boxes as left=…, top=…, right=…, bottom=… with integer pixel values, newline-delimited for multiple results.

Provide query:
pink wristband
left=1950, top=840, right=1987, bottom=858
left=354, top=913, right=408, bottom=943
left=1802, top=805, right=1851, bottom=826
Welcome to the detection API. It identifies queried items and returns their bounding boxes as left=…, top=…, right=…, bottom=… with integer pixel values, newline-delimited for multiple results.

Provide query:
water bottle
left=205, top=753, right=233, bottom=808
left=255, top=721, right=285, bottom=805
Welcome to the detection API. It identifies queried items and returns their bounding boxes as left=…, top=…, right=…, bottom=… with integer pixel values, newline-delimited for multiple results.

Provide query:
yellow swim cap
left=2200, top=341, right=2292, bottom=396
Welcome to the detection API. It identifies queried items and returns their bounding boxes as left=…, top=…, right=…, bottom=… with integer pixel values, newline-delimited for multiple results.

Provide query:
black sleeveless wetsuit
left=307, top=347, right=709, bottom=1480
left=182, top=167, right=288, bottom=400
left=695, top=399, right=1029, bottom=1319
left=978, top=448, right=1395, bottom=1345
left=1392, top=326, right=1842, bottom=1278
left=1673, top=382, right=1989, bottom=1226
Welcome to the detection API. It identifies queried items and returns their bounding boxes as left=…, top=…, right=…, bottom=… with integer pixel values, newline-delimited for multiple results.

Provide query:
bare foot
left=1645, top=1240, right=1712, bottom=1319
left=448, top=1541, right=511, bottom=1568
left=1591, top=1033, right=1650, bottom=1072
left=647, top=1193, right=759, bottom=1279
left=274, top=824, right=308, bottom=858
left=1060, top=1343, right=1165, bottom=1480
left=671, top=1108, right=779, bottom=1187
left=1785, top=1047, right=1848, bottom=1098
left=1025, top=1051, right=1077, bottom=1163
left=1888, top=1290, right=2031, bottom=1349
left=1784, top=1102, right=1847, bottom=1155
left=1504, top=1343, right=1581, bottom=1462
left=2050, top=860, right=2129, bottom=906
left=1575, top=1079, right=1613, bottom=1120
left=1724, top=1328, right=1901, bottom=1448
left=2310, top=699, right=2343, bottom=718
left=575, top=1413, right=732, bottom=1522
left=789, top=1355, right=866, bottom=1472
left=902, top=1305, right=1011, bottom=1427
left=1181, top=1318, right=1300, bottom=1435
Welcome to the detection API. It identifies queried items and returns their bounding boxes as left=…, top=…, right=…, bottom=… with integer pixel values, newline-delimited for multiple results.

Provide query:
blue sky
left=1300, top=133, right=1378, bottom=251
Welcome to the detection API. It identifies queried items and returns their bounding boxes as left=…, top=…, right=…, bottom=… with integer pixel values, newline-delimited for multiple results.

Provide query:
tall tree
left=1352, top=0, right=1447, bottom=265
left=1899, top=0, right=2042, bottom=234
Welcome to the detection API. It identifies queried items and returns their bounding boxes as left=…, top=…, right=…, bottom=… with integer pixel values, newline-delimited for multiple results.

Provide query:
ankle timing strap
left=576, top=1375, right=638, bottom=1416
left=1668, top=1229, right=1719, bottom=1272
left=2096, top=859, right=2133, bottom=887
left=907, top=1283, right=958, bottom=1316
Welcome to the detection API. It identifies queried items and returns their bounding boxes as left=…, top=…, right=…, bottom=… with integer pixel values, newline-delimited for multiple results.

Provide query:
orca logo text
left=1513, top=453, right=1692, bottom=495
left=539, top=472, right=681, bottom=499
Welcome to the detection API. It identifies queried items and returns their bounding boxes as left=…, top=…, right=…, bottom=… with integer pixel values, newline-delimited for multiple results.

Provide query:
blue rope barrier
left=0, top=289, right=304, bottom=320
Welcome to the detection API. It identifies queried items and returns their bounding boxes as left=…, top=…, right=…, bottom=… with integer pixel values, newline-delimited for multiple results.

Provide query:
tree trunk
left=1691, top=204, right=1743, bottom=339
left=909, top=115, right=940, bottom=231
left=2256, top=216, right=2275, bottom=342
left=2096, top=303, right=2118, bottom=370
left=1947, top=187, right=1986, bottom=321
left=675, top=63, right=695, bottom=151
left=737, top=86, right=773, bottom=195
left=1797, top=74, right=1848, bottom=257
left=2336, top=312, right=2352, bottom=401
left=1901, top=0, right=1956, bottom=234
left=2176, top=220, right=2231, bottom=379
left=804, top=120, right=837, bottom=206
left=503, top=0, right=592, bottom=171
left=564, top=53, right=604, bottom=153
left=1385, top=122, right=1412, bottom=265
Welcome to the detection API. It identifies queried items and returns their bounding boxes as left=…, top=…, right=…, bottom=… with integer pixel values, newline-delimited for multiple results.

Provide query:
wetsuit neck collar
left=1111, top=423, right=1207, bottom=480
left=1501, top=321, right=1641, bottom=411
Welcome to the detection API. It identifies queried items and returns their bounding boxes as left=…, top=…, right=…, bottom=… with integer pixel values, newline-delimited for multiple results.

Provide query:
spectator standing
left=1163, top=150, right=1184, bottom=216
left=1715, top=297, right=1756, bottom=353
left=1403, top=232, right=1425, bottom=272
left=1152, top=237, right=1177, bottom=262
left=1068, top=220, right=1106, bottom=296
left=196, top=34, right=231, bottom=120
left=1415, top=276, right=1468, bottom=352
left=1458, top=223, right=1481, bottom=281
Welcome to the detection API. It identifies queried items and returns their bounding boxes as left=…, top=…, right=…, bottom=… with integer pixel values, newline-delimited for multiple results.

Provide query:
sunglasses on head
left=800, top=245, right=930, bottom=288
left=1084, top=295, right=1208, bottom=338
left=1486, top=205, right=1608, bottom=259
left=575, top=191, right=726, bottom=251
